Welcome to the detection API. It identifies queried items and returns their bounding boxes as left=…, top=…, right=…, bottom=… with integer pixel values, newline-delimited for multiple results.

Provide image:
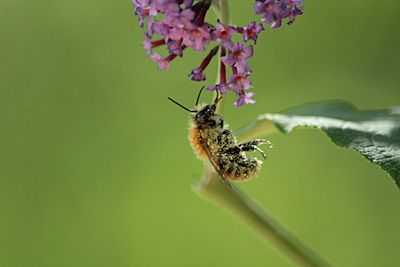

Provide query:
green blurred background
left=1, top=1, right=399, bottom=266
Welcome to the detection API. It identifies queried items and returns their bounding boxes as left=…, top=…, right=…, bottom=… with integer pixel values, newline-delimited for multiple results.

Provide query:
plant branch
left=194, top=171, right=332, bottom=267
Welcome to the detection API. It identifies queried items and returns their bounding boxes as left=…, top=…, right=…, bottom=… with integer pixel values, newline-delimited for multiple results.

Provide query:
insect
left=168, top=88, right=272, bottom=184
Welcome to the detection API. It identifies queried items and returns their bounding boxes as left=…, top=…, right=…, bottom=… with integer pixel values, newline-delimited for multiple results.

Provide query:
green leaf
left=236, top=100, right=400, bottom=188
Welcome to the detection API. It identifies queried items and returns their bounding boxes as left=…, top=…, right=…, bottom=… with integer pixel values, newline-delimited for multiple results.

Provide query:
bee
left=168, top=88, right=272, bottom=185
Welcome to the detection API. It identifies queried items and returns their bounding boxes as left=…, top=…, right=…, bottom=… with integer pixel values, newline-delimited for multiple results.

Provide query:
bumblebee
left=169, top=88, right=271, bottom=183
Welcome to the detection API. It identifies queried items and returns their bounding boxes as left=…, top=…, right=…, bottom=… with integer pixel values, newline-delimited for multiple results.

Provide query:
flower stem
left=218, top=0, right=230, bottom=24
left=193, top=171, right=332, bottom=267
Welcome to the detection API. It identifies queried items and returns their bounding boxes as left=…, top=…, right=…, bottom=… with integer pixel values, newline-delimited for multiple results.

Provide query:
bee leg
left=237, top=142, right=267, bottom=159
left=241, top=139, right=273, bottom=148
left=253, top=146, right=267, bottom=159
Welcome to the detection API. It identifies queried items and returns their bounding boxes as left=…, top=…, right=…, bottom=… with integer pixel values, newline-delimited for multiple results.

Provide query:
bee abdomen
left=217, top=155, right=262, bottom=180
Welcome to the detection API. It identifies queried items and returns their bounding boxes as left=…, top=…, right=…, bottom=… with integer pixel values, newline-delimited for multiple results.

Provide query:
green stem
left=218, top=0, right=230, bottom=24
left=194, top=171, right=332, bottom=267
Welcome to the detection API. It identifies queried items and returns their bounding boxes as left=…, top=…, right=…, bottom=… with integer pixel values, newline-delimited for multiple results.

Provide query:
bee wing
left=201, top=140, right=234, bottom=190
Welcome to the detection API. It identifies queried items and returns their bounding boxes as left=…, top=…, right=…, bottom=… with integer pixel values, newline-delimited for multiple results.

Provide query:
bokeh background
left=1, top=1, right=400, bottom=266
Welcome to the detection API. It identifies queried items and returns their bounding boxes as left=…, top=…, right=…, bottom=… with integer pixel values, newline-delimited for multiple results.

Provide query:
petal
left=221, top=55, right=235, bottom=66
left=242, top=45, right=253, bottom=58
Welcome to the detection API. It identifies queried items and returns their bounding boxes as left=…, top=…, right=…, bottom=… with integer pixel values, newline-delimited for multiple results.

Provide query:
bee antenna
left=195, top=86, right=205, bottom=106
left=168, top=97, right=197, bottom=113
left=214, top=89, right=223, bottom=104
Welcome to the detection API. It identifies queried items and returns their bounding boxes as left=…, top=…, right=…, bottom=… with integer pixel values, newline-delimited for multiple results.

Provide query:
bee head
left=194, top=104, right=216, bottom=123
left=168, top=87, right=222, bottom=125
left=194, top=90, right=222, bottom=125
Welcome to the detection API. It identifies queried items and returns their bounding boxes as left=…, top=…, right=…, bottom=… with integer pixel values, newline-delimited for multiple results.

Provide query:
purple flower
left=254, top=0, right=304, bottom=29
left=151, top=52, right=176, bottom=70
left=132, top=0, right=150, bottom=27
left=169, top=25, right=211, bottom=51
left=230, top=73, right=252, bottom=90
left=189, top=67, right=206, bottom=81
left=166, top=40, right=183, bottom=56
left=143, top=33, right=153, bottom=55
left=235, top=92, right=256, bottom=107
left=209, top=72, right=252, bottom=94
left=149, top=0, right=176, bottom=16
left=221, top=42, right=253, bottom=73
left=207, top=83, right=230, bottom=94
left=164, top=5, right=194, bottom=29
left=186, top=26, right=212, bottom=51
left=132, top=0, right=305, bottom=107
left=143, top=33, right=166, bottom=55
left=147, top=21, right=169, bottom=36
left=212, top=22, right=236, bottom=47
left=217, top=83, right=240, bottom=94
left=134, top=0, right=212, bottom=70
left=243, top=22, right=264, bottom=43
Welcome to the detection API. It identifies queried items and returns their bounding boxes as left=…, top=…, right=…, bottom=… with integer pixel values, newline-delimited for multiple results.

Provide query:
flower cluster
left=132, top=0, right=303, bottom=107
left=254, top=0, right=304, bottom=29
